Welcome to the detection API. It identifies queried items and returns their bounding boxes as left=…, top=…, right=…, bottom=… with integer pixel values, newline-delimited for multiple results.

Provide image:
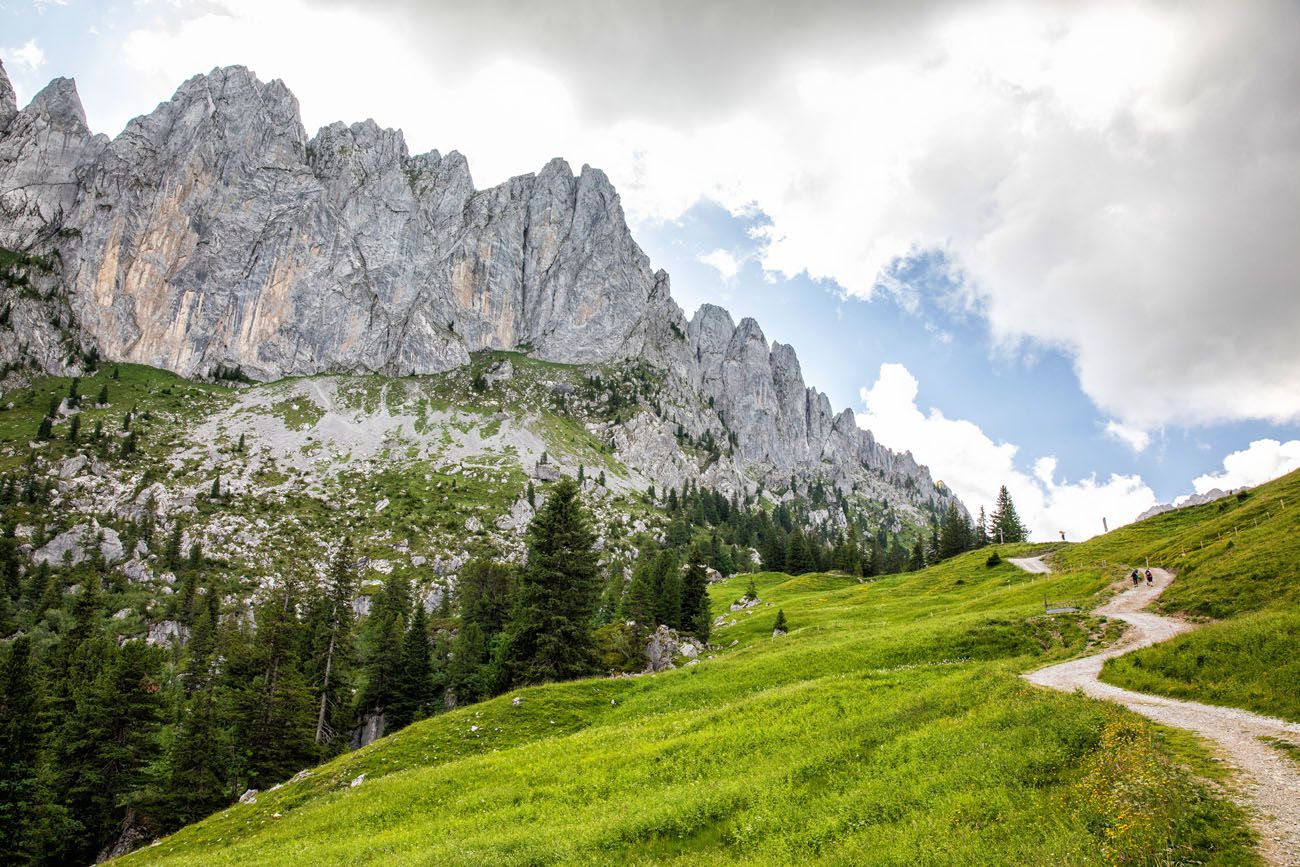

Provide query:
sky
left=3, top=0, right=1299, bottom=540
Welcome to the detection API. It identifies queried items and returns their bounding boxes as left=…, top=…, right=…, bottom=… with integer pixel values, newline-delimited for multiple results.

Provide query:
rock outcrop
left=0, top=61, right=963, bottom=522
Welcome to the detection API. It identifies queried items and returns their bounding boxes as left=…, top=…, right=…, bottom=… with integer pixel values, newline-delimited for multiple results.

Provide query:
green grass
left=1058, top=469, right=1300, bottom=723
left=1101, top=606, right=1300, bottom=723
left=117, top=548, right=1258, bottom=866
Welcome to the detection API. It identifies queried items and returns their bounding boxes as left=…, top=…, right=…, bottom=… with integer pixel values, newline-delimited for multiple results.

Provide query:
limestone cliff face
left=0, top=62, right=961, bottom=521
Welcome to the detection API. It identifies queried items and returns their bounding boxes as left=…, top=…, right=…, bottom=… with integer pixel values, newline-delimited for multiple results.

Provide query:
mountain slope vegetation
left=116, top=551, right=1257, bottom=866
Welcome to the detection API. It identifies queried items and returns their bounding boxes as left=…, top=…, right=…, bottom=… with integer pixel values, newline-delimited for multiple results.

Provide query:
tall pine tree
left=496, top=477, right=601, bottom=687
left=388, top=604, right=435, bottom=731
left=989, top=485, right=1028, bottom=543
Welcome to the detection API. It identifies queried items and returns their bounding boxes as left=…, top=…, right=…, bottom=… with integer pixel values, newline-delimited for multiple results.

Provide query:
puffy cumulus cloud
left=1190, top=439, right=1300, bottom=495
left=334, top=0, right=1300, bottom=431
left=698, top=249, right=742, bottom=281
left=857, top=364, right=1156, bottom=540
left=3, top=38, right=46, bottom=73
left=1103, top=421, right=1151, bottom=454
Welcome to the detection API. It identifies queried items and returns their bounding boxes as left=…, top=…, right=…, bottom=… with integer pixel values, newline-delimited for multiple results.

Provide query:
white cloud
left=1104, top=421, right=1151, bottom=454
left=39, top=0, right=1300, bottom=433
left=3, top=38, right=46, bottom=73
left=857, top=363, right=1156, bottom=541
left=1190, top=439, right=1300, bottom=495
left=698, top=248, right=741, bottom=281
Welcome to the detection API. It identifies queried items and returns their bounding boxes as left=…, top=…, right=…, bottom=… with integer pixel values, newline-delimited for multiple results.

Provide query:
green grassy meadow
left=118, top=549, right=1258, bottom=866
left=1059, top=469, right=1300, bottom=722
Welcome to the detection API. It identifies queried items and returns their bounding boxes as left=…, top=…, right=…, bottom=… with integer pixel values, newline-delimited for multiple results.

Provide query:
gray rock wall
left=0, top=61, right=962, bottom=520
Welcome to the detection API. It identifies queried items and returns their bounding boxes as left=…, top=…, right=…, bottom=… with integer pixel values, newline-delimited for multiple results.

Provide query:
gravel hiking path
left=1006, top=555, right=1052, bottom=574
left=1021, top=564, right=1300, bottom=865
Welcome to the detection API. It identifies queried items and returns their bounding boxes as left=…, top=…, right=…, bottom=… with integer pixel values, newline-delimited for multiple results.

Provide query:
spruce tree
left=785, top=529, right=814, bottom=575
left=223, top=579, right=315, bottom=790
left=773, top=609, right=788, bottom=634
left=303, top=538, right=356, bottom=749
left=618, top=551, right=657, bottom=627
left=908, top=540, right=925, bottom=571
left=975, top=506, right=989, bottom=548
left=96, top=383, right=109, bottom=406
left=496, top=477, right=601, bottom=687
left=651, top=550, right=682, bottom=629
left=679, top=559, right=712, bottom=642
left=938, top=502, right=972, bottom=559
left=0, top=636, right=44, bottom=864
left=388, top=604, right=434, bottom=731
left=49, top=638, right=165, bottom=863
left=989, top=485, right=1028, bottom=543
left=761, top=532, right=785, bottom=572
left=357, top=573, right=411, bottom=721
left=160, top=524, right=180, bottom=572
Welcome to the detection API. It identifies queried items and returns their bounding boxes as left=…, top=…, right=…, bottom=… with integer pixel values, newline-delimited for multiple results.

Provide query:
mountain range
left=0, top=59, right=960, bottom=523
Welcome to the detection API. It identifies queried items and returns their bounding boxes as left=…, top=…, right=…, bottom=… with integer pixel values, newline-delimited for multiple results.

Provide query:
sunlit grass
left=119, top=548, right=1258, bottom=865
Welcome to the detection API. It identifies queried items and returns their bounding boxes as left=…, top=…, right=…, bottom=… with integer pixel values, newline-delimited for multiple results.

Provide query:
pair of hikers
left=1130, top=569, right=1154, bottom=587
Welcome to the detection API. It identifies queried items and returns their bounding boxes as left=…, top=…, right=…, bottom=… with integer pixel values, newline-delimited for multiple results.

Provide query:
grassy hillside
left=1058, top=469, right=1300, bottom=722
left=117, top=550, right=1256, bottom=866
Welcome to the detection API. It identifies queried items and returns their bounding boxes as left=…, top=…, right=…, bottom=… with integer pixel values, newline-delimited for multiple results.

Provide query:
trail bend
left=1022, top=564, right=1300, bottom=865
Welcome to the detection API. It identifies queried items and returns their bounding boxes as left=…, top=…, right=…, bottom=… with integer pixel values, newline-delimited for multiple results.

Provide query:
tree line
left=0, top=477, right=637, bottom=863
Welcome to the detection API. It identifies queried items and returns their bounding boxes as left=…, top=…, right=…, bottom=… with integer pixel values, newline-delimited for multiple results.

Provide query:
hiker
left=1145, top=569, right=1153, bottom=585
left=1131, top=569, right=1140, bottom=586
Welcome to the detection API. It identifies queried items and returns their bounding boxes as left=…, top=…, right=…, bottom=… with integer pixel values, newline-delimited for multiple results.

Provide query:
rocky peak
left=0, top=58, right=16, bottom=130
left=0, top=62, right=964, bottom=523
left=25, top=77, right=91, bottom=134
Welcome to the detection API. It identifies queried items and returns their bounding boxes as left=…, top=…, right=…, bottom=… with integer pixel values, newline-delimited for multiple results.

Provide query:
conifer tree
left=785, top=529, right=814, bottom=575
left=49, top=637, right=165, bottom=863
left=224, top=579, right=315, bottom=790
left=773, top=609, right=788, bottom=634
left=496, top=477, right=601, bottom=687
left=761, top=531, right=785, bottom=572
left=0, top=636, right=44, bottom=864
left=618, top=551, right=658, bottom=627
left=651, top=549, right=682, bottom=629
left=165, top=521, right=184, bottom=570
left=66, top=413, right=80, bottom=443
left=975, top=506, right=989, bottom=548
left=938, top=502, right=972, bottom=559
left=908, top=540, right=926, bottom=572
left=96, top=383, right=109, bottom=406
left=388, top=604, right=434, bottom=731
left=310, top=538, right=356, bottom=747
left=679, top=559, right=712, bottom=642
left=357, top=573, right=411, bottom=720
left=989, top=485, right=1028, bottom=543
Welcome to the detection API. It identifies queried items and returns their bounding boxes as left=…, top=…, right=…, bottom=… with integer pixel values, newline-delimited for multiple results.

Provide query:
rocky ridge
left=0, top=59, right=961, bottom=522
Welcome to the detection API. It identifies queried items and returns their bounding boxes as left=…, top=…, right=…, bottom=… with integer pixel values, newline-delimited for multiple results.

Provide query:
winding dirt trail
left=1022, top=565, right=1300, bottom=865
